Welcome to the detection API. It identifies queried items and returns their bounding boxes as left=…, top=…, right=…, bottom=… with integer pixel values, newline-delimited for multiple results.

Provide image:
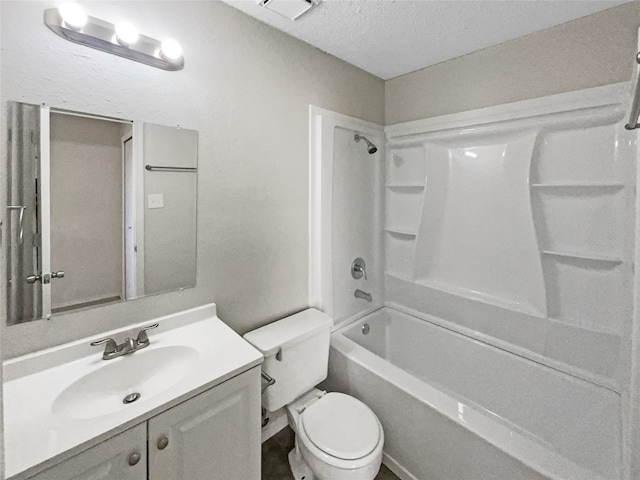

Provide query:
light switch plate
left=148, top=193, right=164, bottom=209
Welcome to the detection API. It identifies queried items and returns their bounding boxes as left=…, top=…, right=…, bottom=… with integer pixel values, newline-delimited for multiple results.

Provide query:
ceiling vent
left=258, top=0, right=320, bottom=20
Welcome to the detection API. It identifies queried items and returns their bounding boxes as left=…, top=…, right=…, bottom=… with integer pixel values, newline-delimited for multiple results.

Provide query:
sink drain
left=123, top=392, right=141, bottom=404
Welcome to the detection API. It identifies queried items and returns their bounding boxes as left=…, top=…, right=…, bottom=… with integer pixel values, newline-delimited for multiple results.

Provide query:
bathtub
left=325, top=307, right=621, bottom=480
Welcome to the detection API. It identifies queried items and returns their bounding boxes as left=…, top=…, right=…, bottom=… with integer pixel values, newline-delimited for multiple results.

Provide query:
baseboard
left=383, top=452, right=417, bottom=480
left=261, top=407, right=289, bottom=443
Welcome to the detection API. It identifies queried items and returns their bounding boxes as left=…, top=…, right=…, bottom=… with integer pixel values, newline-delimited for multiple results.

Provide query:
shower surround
left=383, top=83, right=635, bottom=389
left=311, top=81, right=640, bottom=480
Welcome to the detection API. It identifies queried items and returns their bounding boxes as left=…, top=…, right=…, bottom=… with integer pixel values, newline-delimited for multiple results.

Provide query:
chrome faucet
left=354, top=289, right=373, bottom=302
left=91, top=323, right=159, bottom=360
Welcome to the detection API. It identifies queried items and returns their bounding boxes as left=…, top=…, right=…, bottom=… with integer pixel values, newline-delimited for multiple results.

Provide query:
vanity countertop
left=3, top=303, right=263, bottom=480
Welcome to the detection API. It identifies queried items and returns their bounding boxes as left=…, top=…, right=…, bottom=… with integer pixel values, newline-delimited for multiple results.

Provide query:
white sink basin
left=52, top=345, right=199, bottom=420
left=3, top=303, right=263, bottom=480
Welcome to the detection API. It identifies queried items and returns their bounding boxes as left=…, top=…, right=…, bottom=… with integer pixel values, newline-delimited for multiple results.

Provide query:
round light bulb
left=160, top=39, right=182, bottom=61
left=58, top=2, right=87, bottom=30
left=115, top=22, right=139, bottom=46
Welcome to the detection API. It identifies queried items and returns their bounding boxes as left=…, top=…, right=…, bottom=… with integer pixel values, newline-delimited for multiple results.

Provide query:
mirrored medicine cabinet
left=5, top=101, right=198, bottom=325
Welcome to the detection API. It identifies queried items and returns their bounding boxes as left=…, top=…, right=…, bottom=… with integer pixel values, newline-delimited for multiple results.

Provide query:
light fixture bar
left=44, top=8, right=184, bottom=71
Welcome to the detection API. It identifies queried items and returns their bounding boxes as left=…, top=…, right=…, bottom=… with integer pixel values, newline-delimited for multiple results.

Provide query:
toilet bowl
left=286, top=390, right=384, bottom=480
left=243, top=308, right=384, bottom=480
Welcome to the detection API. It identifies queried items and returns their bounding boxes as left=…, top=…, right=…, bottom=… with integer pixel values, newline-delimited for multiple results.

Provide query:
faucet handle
left=90, top=337, right=118, bottom=356
left=136, top=323, right=159, bottom=346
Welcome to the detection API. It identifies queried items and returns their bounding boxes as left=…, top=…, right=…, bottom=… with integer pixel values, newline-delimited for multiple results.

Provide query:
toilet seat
left=300, top=392, right=382, bottom=461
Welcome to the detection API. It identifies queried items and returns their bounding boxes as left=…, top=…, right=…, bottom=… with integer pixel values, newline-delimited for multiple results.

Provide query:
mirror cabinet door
left=6, top=102, right=46, bottom=323
left=5, top=102, right=198, bottom=325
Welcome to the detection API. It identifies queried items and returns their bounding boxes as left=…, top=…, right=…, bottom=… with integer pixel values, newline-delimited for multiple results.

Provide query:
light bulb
left=58, top=2, right=87, bottom=30
left=160, top=39, right=182, bottom=61
left=115, top=22, right=139, bottom=46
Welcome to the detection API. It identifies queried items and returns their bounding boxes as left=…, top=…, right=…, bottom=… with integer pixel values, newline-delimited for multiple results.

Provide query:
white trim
left=49, top=108, right=131, bottom=125
left=308, top=106, right=383, bottom=319
left=261, top=408, right=288, bottom=443
left=132, top=121, right=145, bottom=298
left=381, top=452, right=418, bottom=480
left=122, top=134, right=136, bottom=300
left=385, top=82, right=629, bottom=137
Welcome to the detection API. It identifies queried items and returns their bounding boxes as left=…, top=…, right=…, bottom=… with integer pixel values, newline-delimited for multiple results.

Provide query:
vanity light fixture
left=160, top=39, right=183, bottom=61
left=44, top=3, right=184, bottom=71
left=58, top=2, right=87, bottom=30
left=114, top=21, right=139, bottom=47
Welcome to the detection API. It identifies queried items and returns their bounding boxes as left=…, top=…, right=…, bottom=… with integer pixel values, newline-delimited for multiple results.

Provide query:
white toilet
left=244, top=308, right=384, bottom=480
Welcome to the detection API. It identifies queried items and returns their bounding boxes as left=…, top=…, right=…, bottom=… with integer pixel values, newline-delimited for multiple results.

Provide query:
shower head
left=354, top=133, right=378, bottom=154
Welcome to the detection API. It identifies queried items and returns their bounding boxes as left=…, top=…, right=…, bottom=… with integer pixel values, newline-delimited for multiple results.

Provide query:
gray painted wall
left=0, top=0, right=384, bottom=359
left=2, top=2, right=640, bottom=478
left=386, top=2, right=640, bottom=124
left=1, top=0, right=638, bottom=366
left=143, top=124, right=198, bottom=296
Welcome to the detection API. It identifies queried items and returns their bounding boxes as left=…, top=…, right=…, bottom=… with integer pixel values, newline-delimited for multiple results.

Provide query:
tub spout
left=355, top=289, right=372, bottom=302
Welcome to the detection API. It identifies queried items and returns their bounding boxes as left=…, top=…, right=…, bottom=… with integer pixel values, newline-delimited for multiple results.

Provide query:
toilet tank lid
left=243, top=308, right=332, bottom=356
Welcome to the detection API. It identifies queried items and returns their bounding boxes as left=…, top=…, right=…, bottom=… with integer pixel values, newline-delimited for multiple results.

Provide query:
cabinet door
left=28, top=424, right=146, bottom=480
left=148, top=367, right=261, bottom=480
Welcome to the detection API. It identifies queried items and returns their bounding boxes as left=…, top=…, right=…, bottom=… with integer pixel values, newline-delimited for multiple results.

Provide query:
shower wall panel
left=384, top=84, right=636, bottom=388
left=331, top=126, right=384, bottom=324
left=413, top=132, right=546, bottom=317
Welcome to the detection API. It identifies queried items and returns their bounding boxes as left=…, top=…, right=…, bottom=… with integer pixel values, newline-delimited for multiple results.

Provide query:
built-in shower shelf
left=531, top=183, right=626, bottom=190
left=385, top=183, right=425, bottom=189
left=542, top=250, right=624, bottom=264
left=385, top=228, right=418, bottom=236
left=546, top=317, right=624, bottom=337
left=415, top=277, right=546, bottom=317
left=384, top=270, right=413, bottom=281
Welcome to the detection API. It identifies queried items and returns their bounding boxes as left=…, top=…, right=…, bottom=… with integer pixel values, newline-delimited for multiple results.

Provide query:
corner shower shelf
left=547, top=317, right=624, bottom=337
left=385, top=228, right=418, bottom=236
left=385, top=183, right=425, bottom=189
left=531, top=183, right=626, bottom=189
left=384, top=270, right=413, bottom=281
left=541, top=250, right=624, bottom=265
left=415, top=277, right=545, bottom=317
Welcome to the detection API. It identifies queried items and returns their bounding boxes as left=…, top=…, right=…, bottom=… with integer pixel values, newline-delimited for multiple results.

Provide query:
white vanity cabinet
left=148, top=367, right=261, bottom=479
left=26, top=368, right=261, bottom=480
left=26, top=424, right=148, bottom=480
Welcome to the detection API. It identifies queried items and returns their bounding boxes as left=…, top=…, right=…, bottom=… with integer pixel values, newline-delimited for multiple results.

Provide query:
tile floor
left=262, top=426, right=399, bottom=480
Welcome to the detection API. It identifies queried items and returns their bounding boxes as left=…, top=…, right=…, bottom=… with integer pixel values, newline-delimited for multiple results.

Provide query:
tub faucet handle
left=351, top=257, right=367, bottom=280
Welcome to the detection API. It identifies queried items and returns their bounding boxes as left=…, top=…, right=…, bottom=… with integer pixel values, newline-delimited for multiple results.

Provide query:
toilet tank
left=243, top=308, right=332, bottom=411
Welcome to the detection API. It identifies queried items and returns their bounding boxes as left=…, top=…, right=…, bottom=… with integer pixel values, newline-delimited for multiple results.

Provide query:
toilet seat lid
left=300, top=392, right=381, bottom=460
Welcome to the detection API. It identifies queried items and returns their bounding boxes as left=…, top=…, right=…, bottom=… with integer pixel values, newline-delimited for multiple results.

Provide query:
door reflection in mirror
left=5, top=102, right=198, bottom=325
left=6, top=102, right=42, bottom=323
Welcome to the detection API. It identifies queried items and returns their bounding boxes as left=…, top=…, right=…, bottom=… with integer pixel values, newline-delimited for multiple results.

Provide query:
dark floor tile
left=261, top=427, right=399, bottom=480
left=376, top=464, right=400, bottom=480
left=262, top=427, right=295, bottom=480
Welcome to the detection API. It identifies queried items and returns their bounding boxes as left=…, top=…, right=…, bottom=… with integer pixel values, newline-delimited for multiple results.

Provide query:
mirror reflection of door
left=6, top=102, right=43, bottom=323
left=6, top=101, right=198, bottom=325
left=49, top=112, right=128, bottom=313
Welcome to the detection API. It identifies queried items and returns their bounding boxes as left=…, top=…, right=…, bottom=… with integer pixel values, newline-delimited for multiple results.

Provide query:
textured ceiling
left=220, top=0, right=630, bottom=80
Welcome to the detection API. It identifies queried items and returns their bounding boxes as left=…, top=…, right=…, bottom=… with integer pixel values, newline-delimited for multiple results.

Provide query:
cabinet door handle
left=157, top=435, right=169, bottom=450
left=128, top=452, right=141, bottom=466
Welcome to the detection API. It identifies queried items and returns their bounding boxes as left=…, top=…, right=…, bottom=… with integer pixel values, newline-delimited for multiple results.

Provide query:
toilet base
left=289, top=444, right=316, bottom=480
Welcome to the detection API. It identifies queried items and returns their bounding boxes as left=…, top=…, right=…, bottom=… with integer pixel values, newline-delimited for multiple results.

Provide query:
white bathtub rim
left=331, top=305, right=381, bottom=333
left=384, top=301, right=620, bottom=393
left=335, top=304, right=619, bottom=410
left=330, top=326, right=611, bottom=480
